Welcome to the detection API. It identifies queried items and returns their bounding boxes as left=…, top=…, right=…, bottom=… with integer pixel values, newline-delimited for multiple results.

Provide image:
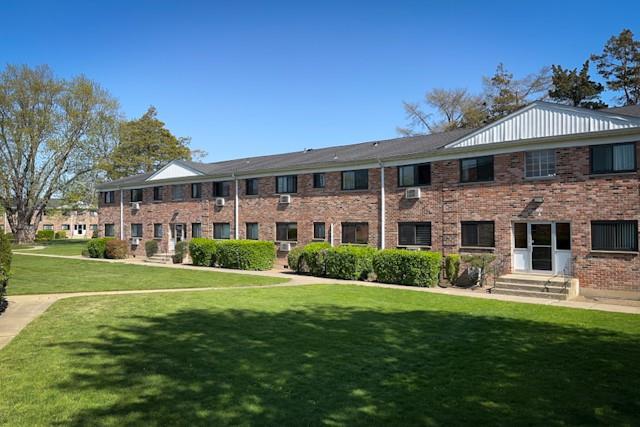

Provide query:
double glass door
left=513, top=222, right=571, bottom=274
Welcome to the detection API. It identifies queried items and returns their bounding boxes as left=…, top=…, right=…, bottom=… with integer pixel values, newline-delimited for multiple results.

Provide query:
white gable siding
left=146, top=163, right=201, bottom=181
left=448, top=102, right=640, bottom=148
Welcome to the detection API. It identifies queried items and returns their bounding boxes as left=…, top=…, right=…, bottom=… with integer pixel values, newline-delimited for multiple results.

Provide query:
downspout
left=119, top=187, right=124, bottom=240
left=379, top=161, right=385, bottom=249
left=234, top=176, right=239, bottom=239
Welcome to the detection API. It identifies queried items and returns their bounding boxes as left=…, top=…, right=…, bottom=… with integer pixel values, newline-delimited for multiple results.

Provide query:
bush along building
left=97, top=102, right=640, bottom=300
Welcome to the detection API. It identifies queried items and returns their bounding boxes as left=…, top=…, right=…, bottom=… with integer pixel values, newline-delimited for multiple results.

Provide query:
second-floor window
left=103, top=191, right=115, bottom=204
left=213, top=181, right=231, bottom=197
left=191, top=183, right=202, bottom=199
left=525, top=150, right=556, bottom=178
left=153, top=186, right=163, bottom=201
left=591, top=142, right=636, bottom=174
left=172, top=185, right=184, bottom=200
left=131, top=223, right=143, bottom=238
left=130, top=189, right=143, bottom=202
left=342, top=170, right=368, bottom=190
left=313, top=173, right=325, bottom=188
left=460, top=156, right=494, bottom=183
left=398, top=164, right=430, bottom=187
left=276, top=175, right=297, bottom=193
left=246, top=178, right=259, bottom=196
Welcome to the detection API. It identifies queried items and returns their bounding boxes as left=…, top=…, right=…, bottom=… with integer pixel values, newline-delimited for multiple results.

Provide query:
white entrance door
left=74, top=224, right=86, bottom=237
left=169, top=224, right=185, bottom=252
left=513, top=222, right=572, bottom=274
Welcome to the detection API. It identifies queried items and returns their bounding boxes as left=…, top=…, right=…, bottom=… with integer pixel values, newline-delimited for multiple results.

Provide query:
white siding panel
left=147, top=163, right=200, bottom=181
left=450, top=103, right=640, bottom=148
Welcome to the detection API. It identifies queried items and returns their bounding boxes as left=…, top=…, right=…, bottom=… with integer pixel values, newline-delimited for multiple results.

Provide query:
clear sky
left=2, top=0, right=638, bottom=162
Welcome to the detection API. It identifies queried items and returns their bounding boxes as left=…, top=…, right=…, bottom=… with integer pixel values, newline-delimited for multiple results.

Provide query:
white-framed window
left=154, top=223, right=163, bottom=239
left=43, top=224, right=54, bottom=231
left=62, top=224, right=71, bottom=231
left=525, top=149, right=556, bottom=178
left=246, top=223, right=259, bottom=240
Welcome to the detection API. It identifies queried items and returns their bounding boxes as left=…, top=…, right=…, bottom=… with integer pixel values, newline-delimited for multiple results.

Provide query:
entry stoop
left=144, top=253, right=172, bottom=265
left=492, top=273, right=579, bottom=300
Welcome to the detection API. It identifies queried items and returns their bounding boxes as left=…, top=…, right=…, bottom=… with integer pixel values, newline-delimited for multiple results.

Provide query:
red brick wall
left=98, top=144, right=640, bottom=292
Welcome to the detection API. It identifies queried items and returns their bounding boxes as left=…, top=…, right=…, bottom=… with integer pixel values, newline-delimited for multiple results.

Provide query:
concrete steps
left=492, top=273, right=578, bottom=300
left=144, top=253, right=172, bottom=265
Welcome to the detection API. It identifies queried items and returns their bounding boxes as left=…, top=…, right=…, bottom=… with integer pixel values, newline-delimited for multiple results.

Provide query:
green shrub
left=173, top=241, right=188, bottom=264
left=445, top=254, right=461, bottom=283
left=145, top=239, right=159, bottom=258
left=217, top=240, right=275, bottom=270
left=54, top=230, right=68, bottom=239
left=373, top=249, right=442, bottom=287
left=287, top=245, right=304, bottom=272
left=325, top=245, right=377, bottom=280
left=105, top=239, right=128, bottom=259
left=301, top=242, right=332, bottom=276
left=35, top=229, right=54, bottom=241
left=0, top=232, right=12, bottom=299
left=87, top=237, right=112, bottom=258
left=461, top=254, right=496, bottom=286
left=189, top=238, right=220, bottom=266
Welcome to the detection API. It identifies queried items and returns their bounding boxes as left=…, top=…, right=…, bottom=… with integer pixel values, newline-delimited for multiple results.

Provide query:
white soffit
left=446, top=101, right=640, bottom=149
left=146, top=162, right=202, bottom=181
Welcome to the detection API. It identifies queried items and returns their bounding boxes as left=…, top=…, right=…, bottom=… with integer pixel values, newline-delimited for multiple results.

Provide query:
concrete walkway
left=2, top=251, right=638, bottom=351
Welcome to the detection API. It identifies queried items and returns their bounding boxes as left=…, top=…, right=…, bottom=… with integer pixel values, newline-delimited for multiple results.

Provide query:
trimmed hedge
left=373, top=249, right=442, bottom=287
left=189, top=238, right=220, bottom=266
left=287, top=245, right=304, bottom=272
left=173, top=241, right=188, bottom=264
left=105, top=239, right=128, bottom=259
left=55, top=230, right=67, bottom=239
left=36, top=229, right=54, bottom=241
left=0, top=232, right=10, bottom=312
left=216, top=240, right=275, bottom=270
left=445, top=254, right=461, bottom=284
left=87, top=238, right=112, bottom=258
left=145, top=240, right=159, bottom=258
left=325, top=245, right=377, bottom=280
left=301, top=242, right=331, bottom=276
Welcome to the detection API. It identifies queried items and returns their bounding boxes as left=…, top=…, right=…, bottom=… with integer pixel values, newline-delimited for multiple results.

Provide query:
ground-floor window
left=191, top=223, right=202, bottom=238
left=131, top=223, right=143, bottom=238
left=276, top=222, right=297, bottom=241
left=62, top=224, right=70, bottom=231
left=153, top=224, right=163, bottom=239
left=246, top=223, right=259, bottom=240
left=461, top=221, right=495, bottom=247
left=104, top=224, right=115, bottom=237
left=342, top=222, right=368, bottom=244
left=313, top=222, right=326, bottom=240
left=591, top=220, right=638, bottom=252
left=91, top=224, right=98, bottom=231
left=214, top=223, right=231, bottom=239
left=43, top=224, right=54, bottom=231
left=398, top=222, right=431, bottom=246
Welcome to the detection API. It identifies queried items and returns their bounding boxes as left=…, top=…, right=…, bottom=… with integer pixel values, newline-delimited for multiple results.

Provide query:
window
left=461, top=221, right=495, bottom=247
left=153, top=186, right=163, bottom=201
left=276, top=175, right=297, bottom=193
left=103, top=191, right=115, bottom=204
left=313, top=173, right=325, bottom=189
left=131, top=223, right=143, bottom=238
left=191, top=183, right=202, bottom=199
left=525, top=150, right=556, bottom=178
left=398, top=222, right=432, bottom=246
left=154, top=223, right=163, bottom=239
left=514, top=223, right=527, bottom=248
left=191, top=223, right=202, bottom=238
left=460, top=156, right=494, bottom=183
left=104, top=223, right=115, bottom=237
left=130, top=189, right=143, bottom=202
left=246, top=223, right=259, bottom=240
left=313, top=222, right=326, bottom=240
left=213, top=181, right=231, bottom=197
left=91, top=224, right=98, bottom=231
left=62, top=224, right=70, bottom=231
left=591, top=221, right=638, bottom=252
left=591, top=143, right=636, bottom=174
left=342, top=170, right=368, bottom=190
left=398, top=164, right=431, bottom=187
left=556, top=222, right=571, bottom=250
left=246, top=178, right=259, bottom=196
left=43, top=224, right=54, bottom=231
left=172, top=185, right=184, bottom=200
left=213, top=223, right=231, bottom=239
left=342, top=222, right=368, bottom=244
left=276, top=222, right=297, bottom=241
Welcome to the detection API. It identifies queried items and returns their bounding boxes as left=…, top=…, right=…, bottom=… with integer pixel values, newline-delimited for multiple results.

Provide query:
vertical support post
left=119, top=188, right=124, bottom=240
left=330, top=223, right=334, bottom=247
left=379, top=162, right=385, bottom=249
left=234, top=178, right=239, bottom=239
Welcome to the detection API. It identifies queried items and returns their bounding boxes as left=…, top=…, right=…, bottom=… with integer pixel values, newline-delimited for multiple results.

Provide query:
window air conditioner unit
left=131, top=237, right=141, bottom=245
left=215, top=197, right=225, bottom=207
left=279, top=194, right=291, bottom=204
left=405, top=187, right=421, bottom=199
left=279, top=242, right=292, bottom=252
left=130, top=202, right=141, bottom=210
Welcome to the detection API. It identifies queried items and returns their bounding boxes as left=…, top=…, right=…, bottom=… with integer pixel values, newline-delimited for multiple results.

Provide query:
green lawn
left=1, top=285, right=638, bottom=426
left=8, top=255, right=285, bottom=295
left=20, top=239, right=89, bottom=256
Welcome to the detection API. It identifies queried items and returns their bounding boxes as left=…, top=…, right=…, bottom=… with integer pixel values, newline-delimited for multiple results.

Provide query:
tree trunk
left=6, top=212, right=36, bottom=244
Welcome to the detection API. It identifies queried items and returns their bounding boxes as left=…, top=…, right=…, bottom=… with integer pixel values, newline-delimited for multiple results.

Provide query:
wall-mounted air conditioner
left=131, top=237, right=141, bottom=245
left=279, top=194, right=291, bottom=204
left=130, top=202, right=141, bottom=210
left=215, top=197, right=225, bottom=207
left=405, top=187, right=421, bottom=199
left=279, top=242, right=292, bottom=252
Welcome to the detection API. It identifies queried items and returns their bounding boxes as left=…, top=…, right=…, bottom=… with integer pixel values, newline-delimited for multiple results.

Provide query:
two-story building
left=97, top=102, right=640, bottom=299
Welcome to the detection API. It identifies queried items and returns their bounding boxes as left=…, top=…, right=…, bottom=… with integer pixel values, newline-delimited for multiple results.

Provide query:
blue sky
left=2, top=0, right=638, bottom=162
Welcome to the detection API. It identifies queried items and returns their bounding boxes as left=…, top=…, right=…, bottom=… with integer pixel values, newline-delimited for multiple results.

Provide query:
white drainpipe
left=119, top=188, right=124, bottom=240
left=379, top=162, right=385, bottom=249
left=234, top=177, right=239, bottom=239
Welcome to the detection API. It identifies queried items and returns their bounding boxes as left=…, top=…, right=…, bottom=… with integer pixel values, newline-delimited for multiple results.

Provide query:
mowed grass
left=18, top=239, right=88, bottom=256
left=1, top=285, right=639, bottom=426
left=8, top=255, right=286, bottom=295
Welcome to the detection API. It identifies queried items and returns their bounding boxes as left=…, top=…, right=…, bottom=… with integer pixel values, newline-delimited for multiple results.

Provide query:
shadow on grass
left=53, top=306, right=640, bottom=426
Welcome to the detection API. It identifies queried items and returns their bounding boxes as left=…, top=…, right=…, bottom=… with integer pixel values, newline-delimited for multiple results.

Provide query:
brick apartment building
left=97, top=102, right=640, bottom=299
left=2, top=200, right=98, bottom=239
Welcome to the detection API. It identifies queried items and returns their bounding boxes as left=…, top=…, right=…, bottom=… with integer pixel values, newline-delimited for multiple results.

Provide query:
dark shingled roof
left=604, top=105, right=640, bottom=118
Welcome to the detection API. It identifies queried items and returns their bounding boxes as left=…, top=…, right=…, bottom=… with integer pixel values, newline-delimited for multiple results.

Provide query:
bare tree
left=0, top=65, right=119, bottom=243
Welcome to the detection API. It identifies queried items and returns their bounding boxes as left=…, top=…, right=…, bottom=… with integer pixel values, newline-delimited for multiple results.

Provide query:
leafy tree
left=549, top=61, right=607, bottom=109
left=0, top=65, right=119, bottom=243
left=398, top=88, right=488, bottom=135
left=591, top=29, right=640, bottom=106
left=103, top=107, right=193, bottom=180
left=483, top=63, right=551, bottom=120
